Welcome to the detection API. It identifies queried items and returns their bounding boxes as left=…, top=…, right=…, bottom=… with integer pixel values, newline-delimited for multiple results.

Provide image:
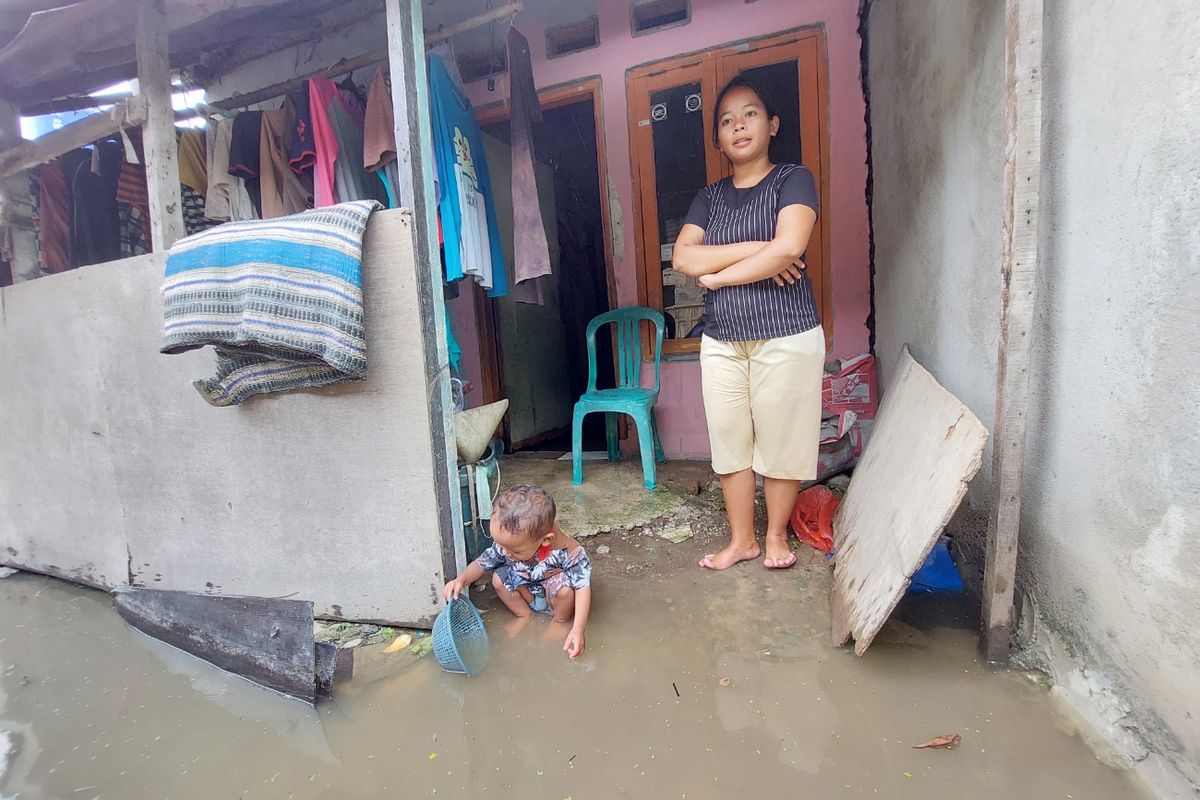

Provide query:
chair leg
left=605, top=412, right=620, bottom=462
left=572, top=406, right=586, bottom=486
left=633, top=410, right=657, bottom=490
left=651, top=408, right=666, bottom=463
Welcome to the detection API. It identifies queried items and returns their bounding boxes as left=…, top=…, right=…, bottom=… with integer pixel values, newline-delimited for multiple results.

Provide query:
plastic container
left=458, top=442, right=500, bottom=562
left=432, top=596, right=490, bottom=676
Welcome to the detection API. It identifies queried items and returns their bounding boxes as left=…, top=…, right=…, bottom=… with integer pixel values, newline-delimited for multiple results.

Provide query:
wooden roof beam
left=206, top=2, right=523, bottom=110
left=0, top=97, right=145, bottom=180
left=75, top=13, right=320, bottom=73
left=0, top=0, right=285, bottom=98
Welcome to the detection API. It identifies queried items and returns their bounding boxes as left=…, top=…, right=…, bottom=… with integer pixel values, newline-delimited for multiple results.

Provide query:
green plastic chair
left=572, top=306, right=666, bottom=490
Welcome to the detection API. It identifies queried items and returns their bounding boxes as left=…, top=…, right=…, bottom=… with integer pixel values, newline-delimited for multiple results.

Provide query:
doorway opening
left=478, top=84, right=614, bottom=453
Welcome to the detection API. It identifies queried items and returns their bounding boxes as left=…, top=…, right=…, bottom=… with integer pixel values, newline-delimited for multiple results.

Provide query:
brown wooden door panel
left=629, top=60, right=720, bottom=355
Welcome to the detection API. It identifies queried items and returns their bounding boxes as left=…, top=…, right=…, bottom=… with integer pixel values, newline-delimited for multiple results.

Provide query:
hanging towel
left=161, top=200, right=380, bottom=406
left=507, top=28, right=552, bottom=305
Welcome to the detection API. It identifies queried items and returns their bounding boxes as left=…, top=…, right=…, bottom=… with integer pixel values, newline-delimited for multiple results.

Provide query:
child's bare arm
left=444, top=560, right=487, bottom=600
left=563, top=585, right=592, bottom=659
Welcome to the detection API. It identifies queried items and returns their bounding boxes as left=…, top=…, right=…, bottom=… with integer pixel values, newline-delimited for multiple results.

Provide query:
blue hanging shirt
left=428, top=54, right=508, bottom=297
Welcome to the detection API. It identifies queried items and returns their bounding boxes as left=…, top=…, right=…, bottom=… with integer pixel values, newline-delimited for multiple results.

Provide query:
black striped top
left=685, top=163, right=821, bottom=341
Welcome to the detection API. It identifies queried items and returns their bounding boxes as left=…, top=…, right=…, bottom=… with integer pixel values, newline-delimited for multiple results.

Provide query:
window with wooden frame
left=627, top=28, right=831, bottom=357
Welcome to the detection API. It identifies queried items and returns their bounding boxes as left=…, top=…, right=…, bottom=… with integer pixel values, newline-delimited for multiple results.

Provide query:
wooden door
left=629, top=60, right=722, bottom=352
left=628, top=28, right=830, bottom=356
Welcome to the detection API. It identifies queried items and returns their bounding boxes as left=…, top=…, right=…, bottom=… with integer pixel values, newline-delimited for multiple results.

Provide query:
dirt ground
left=0, top=459, right=1154, bottom=799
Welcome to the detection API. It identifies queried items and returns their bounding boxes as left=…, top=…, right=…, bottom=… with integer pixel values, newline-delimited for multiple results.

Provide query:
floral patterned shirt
left=475, top=543, right=592, bottom=596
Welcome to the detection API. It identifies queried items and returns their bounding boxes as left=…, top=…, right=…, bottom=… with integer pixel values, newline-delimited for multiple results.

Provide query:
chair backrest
left=584, top=306, right=666, bottom=393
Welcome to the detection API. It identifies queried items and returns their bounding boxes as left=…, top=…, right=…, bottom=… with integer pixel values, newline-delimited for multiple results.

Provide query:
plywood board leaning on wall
left=831, top=345, right=988, bottom=655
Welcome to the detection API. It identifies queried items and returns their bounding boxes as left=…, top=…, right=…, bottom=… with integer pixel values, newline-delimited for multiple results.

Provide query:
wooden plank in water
left=115, top=588, right=317, bottom=703
left=315, top=641, right=354, bottom=698
left=831, top=346, right=988, bottom=655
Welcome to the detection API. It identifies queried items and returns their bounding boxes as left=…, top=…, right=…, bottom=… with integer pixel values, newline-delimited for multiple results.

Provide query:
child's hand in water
left=563, top=627, right=585, bottom=659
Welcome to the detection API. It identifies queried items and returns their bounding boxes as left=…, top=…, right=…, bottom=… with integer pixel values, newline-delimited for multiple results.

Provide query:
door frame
left=626, top=26, right=833, bottom=357
left=472, top=77, right=616, bottom=410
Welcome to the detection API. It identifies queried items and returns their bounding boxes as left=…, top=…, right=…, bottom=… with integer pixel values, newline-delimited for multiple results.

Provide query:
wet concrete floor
left=0, top=514, right=1152, bottom=799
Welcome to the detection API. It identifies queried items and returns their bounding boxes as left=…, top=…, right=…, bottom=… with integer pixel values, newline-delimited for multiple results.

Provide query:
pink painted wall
left=453, top=0, right=870, bottom=457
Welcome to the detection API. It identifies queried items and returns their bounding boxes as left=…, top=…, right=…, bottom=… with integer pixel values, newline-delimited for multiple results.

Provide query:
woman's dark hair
left=711, top=73, right=779, bottom=148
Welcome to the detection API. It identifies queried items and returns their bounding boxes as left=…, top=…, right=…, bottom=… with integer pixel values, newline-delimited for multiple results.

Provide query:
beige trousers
left=699, top=325, right=824, bottom=480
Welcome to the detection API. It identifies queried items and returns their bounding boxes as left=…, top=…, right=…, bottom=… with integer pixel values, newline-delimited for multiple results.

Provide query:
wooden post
left=0, top=100, right=39, bottom=283
left=135, top=0, right=184, bottom=251
left=982, top=0, right=1044, bottom=663
left=384, top=0, right=466, bottom=577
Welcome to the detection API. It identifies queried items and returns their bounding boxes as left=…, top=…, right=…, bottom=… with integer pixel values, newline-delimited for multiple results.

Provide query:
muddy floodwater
left=0, top=527, right=1151, bottom=799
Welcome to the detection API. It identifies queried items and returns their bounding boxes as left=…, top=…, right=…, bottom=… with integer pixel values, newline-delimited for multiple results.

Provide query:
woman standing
left=671, top=74, right=823, bottom=571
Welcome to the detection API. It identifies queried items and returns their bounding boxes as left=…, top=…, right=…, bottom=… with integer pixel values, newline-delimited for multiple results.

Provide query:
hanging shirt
left=428, top=53, right=508, bottom=297
left=684, top=163, right=821, bottom=341
left=363, top=67, right=396, bottom=173
left=181, top=185, right=215, bottom=235
left=70, top=141, right=122, bottom=265
left=325, top=89, right=388, bottom=206
left=206, top=118, right=257, bottom=222
left=259, top=105, right=311, bottom=218
left=308, top=78, right=341, bottom=207
left=363, top=67, right=401, bottom=209
left=37, top=160, right=70, bottom=273
left=288, top=84, right=317, bottom=173
left=177, top=130, right=208, bottom=195
left=115, top=130, right=153, bottom=253
left=228, top=110, right=264, bottom=218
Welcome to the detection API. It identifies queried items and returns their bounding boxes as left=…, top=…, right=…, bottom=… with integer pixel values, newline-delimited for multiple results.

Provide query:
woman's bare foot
left=699, top=540, right=761, bottom=570
left=763, top=531, right=796, bottom=569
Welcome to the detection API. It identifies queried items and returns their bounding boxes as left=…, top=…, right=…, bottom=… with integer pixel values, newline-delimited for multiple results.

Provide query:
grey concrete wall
left=868, top=0, right=1006, bottom=507
left=868, top=0, right=1200, bottom=793
left=0, top=210, right=452, bottom=626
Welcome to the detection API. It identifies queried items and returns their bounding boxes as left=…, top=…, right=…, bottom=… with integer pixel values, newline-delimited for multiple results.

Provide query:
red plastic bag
left=789, top=485, right=841, bottom=553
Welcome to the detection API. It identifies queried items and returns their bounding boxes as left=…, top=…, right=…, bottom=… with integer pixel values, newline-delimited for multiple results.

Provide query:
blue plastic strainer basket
left=432, top=596, right=490, bottom=676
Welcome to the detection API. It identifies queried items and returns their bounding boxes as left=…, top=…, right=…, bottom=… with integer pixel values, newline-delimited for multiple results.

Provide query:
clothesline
left=0, top=3, right=523, bottom=179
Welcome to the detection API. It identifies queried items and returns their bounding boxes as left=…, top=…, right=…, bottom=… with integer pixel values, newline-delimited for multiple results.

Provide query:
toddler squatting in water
left=443, top=485, right=593, bottom=659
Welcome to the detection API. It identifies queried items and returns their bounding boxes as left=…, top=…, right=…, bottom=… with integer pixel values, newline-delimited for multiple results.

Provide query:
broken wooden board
left=315, top=641, right=355, bottom=699
left=115, top=588, right=318, bottom=703
left=831, top=346, right=988, bottom=655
